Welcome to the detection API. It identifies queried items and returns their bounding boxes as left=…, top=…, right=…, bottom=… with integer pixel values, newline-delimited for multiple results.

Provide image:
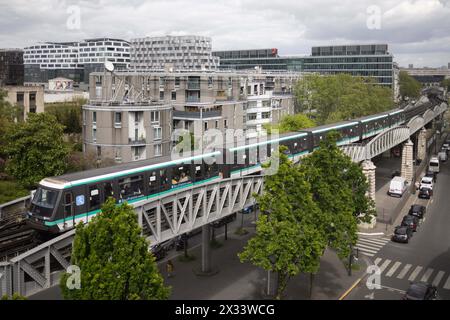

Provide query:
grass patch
left=0, top=180, right=29, bottom=205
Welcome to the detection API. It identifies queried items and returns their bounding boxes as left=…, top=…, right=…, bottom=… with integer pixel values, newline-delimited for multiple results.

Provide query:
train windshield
left=30, top=187, right=59, bottom=217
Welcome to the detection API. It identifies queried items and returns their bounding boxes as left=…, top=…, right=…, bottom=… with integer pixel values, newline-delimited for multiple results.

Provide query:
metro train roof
left=42, top=150, right=223, bottom=188
left=300, top=120, right=358, bottom=134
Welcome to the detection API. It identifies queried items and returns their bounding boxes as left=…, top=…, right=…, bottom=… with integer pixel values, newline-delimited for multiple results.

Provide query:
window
left=114, top=112, right=122, bottom=127
left=159, top=91, right=164, bottom=100
left=119, top=175, right=144, bottom=200
left=153, top=127, right=162, bottom=140
left=104, top=182, right=114, bottom=199
left=16, top=93, right=24, bottom=107
left=262, top=112, right=271, bottom=119
left=171, top=165, right=191, bottom=185
left=154, top=144, right=162, bottom=156
left=215, top=120, right=219, bottom=129
left=151, top=111, right=160, bottom=123
left=175, top=77, right=180, bottom=87
left=224, top=119, right=228, bottom=128
left=97, top=146, right=101, bottom=157
left=93, top=111, right=97, bottom=124
left=89, top=186, right=100, bottom=209
left=171, top=91, right=176, bottom=101
left=93, top=128, right=97, bottom=142
left=204, top=122, right=208, bottom=131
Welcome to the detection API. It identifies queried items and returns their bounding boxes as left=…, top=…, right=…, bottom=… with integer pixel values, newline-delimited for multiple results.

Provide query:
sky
left=1, top=0, right=450, bottom=68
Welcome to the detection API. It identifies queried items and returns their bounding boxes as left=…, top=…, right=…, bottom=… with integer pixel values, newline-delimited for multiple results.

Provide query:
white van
left=438, top=151, right=447, bottom=162
left=388, top=176, right=408, bottom=197
left=429, top=157, right=440, bottom=174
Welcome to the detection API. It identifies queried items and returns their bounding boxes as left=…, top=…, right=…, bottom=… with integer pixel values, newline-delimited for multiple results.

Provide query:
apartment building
left=23, top=38, right=130, bottom=85
left=83, top=70, right=300, bottom=163
left=130, top=35, right=219, bottom=71
left=3, top=85, right=45, bottom=120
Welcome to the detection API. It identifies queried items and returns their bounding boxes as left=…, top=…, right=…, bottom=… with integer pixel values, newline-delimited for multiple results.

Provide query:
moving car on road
left=403, top=282, right=439, bottom=300
left=428, top=157, right=440, bottom=174
left=408, top=204, right=426, bottom=219
left=425, top=170, right=437, bottom=182
left=392, top=225, right=413, bottom=243
left=401, top=215, right=419, bottom=232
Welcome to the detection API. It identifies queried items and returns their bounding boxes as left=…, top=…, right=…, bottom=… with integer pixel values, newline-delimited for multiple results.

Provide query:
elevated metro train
left=27, top=90, right=447, bottom=233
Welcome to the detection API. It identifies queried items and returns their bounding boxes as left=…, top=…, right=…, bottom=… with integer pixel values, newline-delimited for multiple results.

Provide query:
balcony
left=186, top=96, right=201, bottom=103
left=187, top=82, right=200, bottom=90
left=173, top=110, right=221, bottom=119
left=128, top=138, right=146, bottom=145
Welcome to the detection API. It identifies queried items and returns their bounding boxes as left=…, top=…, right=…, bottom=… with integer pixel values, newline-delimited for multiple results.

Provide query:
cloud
left=0, top=0, right=449, bottom=67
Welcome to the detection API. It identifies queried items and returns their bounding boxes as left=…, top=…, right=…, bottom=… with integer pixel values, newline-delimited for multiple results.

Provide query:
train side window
left=149, top=171, right=158, bottom=193
left=205, top=156, right=219, bottom=178
left=172, top=165, right=191, bottom=185
left=104, top=182, right=114, bottom=200
left=89, top=186, right=101, bottom=209
left=119, top=175, right=143, bottom=199
left=160, top=169, right=169, bottom=190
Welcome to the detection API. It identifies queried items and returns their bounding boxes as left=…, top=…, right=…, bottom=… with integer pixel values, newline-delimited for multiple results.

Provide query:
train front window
left=31, top=187, right=59, bottom=217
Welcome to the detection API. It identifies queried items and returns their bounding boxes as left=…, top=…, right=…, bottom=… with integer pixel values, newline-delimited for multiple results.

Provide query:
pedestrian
left=167, top=260, right=174, bottom=278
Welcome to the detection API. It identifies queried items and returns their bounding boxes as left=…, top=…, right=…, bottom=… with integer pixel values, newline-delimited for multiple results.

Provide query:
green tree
left=299, top=131, right=375, bottom=259
left=45, top=98, right=86, bottom=135
left=1, top=113, right=69, bottom=189
left=60, top=198, right=171, bottom=300
left=441, top=78, right=450, bottom=92
left=294, top=74, right=394, bottom=125
left=239, top=147, right=326, bottom=299
left=399, top=71, right=421, bottom=100
left=0, top=89, right=22, bottom=159
left=264, top=113, right=316, bottom=134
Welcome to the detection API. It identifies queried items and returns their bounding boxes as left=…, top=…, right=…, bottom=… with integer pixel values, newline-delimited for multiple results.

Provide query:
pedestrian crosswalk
left=355, top=236, right=391, bottom=257
left=372, top=257, right=450, bottom=290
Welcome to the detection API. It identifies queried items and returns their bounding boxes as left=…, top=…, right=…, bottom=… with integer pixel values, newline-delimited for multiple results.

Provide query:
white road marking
left=354, top=243, right=379, bottom=252
left=374, top=257, right=382, bottom=265
left=379, top=259, right=392, bottom=273
left=397, top=264, right=412, bottom=279
left=420, top=268, right=434, bottom=282
left=386, top=261, right=402, bottom=277
left=408, top=266, right=423, bottom=282
left=432, top=271, right=445, bottom=287
left=357, top=238, right=388, bottom=246
left=444, top=276, right=450, bottom=290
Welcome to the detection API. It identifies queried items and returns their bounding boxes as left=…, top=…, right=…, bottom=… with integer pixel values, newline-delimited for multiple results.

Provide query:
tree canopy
left=264, top=113, right=316, bottom=134
left=60, top=198, right=171, bottom=300
left=1, top=112, right=69, bottom=188
left=239, top=147, right=326, bottom=299
left=294, top=73, right=394, bottom=125
left=399, top=71, right=421, bottom=100
left=45, top=98, right=86, bottom=135
left=441, top=78, right=450, bottom=92
left=299, top=131, right=375, bottom=259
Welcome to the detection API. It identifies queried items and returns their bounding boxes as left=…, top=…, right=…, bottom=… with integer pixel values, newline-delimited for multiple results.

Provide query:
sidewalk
left=161, top=219, right=367, bottom=300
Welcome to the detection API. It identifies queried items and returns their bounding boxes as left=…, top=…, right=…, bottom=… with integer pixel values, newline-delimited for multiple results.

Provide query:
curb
left=338, top=277, right=363, bottom=300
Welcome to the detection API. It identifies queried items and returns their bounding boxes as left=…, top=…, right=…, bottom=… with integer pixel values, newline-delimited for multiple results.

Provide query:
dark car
left=403, top=282, right=439, bottom=300
left=425, top=171, right=437, bottom=182
left=391, top=170, right=401, bottom=178
left=401, top=215, right=419, bottom=232
left=392, top=225, right=413, bottom=243
left=418, top=187, right=432, bottom=199
left=408, top=204, right=426, bottom=219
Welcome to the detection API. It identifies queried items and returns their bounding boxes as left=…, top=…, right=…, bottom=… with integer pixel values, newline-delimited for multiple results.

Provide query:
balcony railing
left=173, top=110, right=221, bottom=119
left=187, top=82, right=200, bottom=90
left=186, top=96, right=201, bottom=103
left=128, top=138, right=146, bottom=145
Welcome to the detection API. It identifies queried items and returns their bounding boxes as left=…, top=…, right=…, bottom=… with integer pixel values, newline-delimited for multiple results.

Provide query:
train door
left=87, top=184, right=102, bottom=222
left=63, top=191, right=74, bottom=229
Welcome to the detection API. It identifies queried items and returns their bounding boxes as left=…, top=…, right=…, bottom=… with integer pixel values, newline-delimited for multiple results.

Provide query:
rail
left=0, top=196, right=31, bottom=221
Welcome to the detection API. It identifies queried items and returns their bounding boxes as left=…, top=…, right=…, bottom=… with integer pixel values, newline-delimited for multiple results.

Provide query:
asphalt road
left=347, top=156, right=450, bottom=300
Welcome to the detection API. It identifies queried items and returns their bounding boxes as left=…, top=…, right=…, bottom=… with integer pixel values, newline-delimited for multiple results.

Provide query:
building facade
left=302, top=44, right=394, bottom=86
left=130, top=35, right=219, bottom=71
left=214, top=44, right=395, bottom=88
left=402, top=67, right=450, bottom=87
left=3, top=85, right=45, bottom=120
left=0, top=49, right=24, bottom=86
left=23, top=38, right=130, bottom=86
left=83, top=70, right=299, bottom=163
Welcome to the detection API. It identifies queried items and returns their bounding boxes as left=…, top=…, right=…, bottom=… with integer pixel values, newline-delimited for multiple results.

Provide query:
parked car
left=403, top=282, right=439, bottom=300
left=438, top=151, right=447, bottom=162
left=418, top=187, right=432, bottom=199
left=388, top=176, right=408, bottom=197
left=391, top=170, right=401, bottom=179
left=425, top=170, right=437, bottom=183
left=442, top=143, right=450, bottom=153
left=175, top=234, right=188, bottom=251
left=401, top=215, right=419, bottom=232
left=419, top=176, right=434, bottom=190
left=392, top=225, right=413, bottom=243
left=428, top=157, right=440, bottom=174
left=408, top=204, right=426, bottom=219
